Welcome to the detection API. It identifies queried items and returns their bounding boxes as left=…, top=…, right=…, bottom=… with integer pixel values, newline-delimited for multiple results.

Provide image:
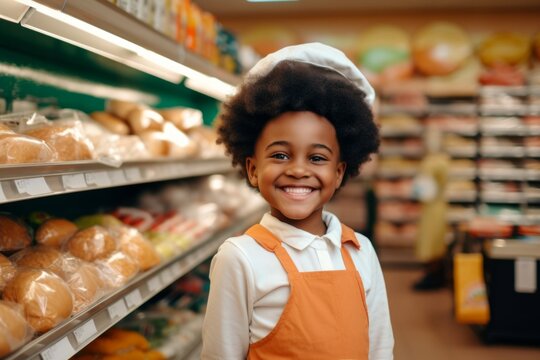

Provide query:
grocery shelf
left=0, top=157, right=232, bottom=204
left=479, top=168, right=526, bottom=181
left=4, top=204, right=268, bottom=360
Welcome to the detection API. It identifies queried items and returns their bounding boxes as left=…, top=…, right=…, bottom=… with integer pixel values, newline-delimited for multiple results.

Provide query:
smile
left=280, top=186, right=315, bottom=199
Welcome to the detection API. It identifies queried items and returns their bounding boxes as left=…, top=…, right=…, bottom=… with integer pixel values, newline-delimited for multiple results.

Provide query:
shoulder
left=213, top=234, right=275, bottom=270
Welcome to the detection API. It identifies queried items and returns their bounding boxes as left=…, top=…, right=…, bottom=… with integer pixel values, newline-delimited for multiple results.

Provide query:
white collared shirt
left=202, top=211, right=394, bottom=360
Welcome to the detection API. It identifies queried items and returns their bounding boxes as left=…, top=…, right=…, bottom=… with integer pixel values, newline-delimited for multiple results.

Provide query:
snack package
left=63, top=258, right=107, bottom=313
left=0, top=301, right=33, bottom=357
left=3, top=268, right=74, bottom=333
left=453, top=253, right=490, bottom=325
left=110, top=226, right=161, bottom=271
left=10, top=245, right=68, bottom=278
left=0, top=214, right=32, bottom=252
left=95, top=252, right=139, bottom=288
left=65, top=226, right=117, bottom=262
left=0, top=253, right=16, bottom=291
left=35, top=218, right=78, bottom=248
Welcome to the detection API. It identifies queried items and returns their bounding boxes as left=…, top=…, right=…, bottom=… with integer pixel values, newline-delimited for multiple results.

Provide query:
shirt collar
left=259, top=211, right=343, bottom=251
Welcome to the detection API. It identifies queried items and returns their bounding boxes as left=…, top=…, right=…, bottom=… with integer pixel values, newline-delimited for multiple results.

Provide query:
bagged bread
left=3, top=268, right=73, bottom=332
left=64, top=260, right=106, bottom=313
left=66, top=226, right=117, bottom=262
left=24, top=123, right=94, bottom=161
left=10, top=246, right=67, bottom=277
left=0, top=215, right=32, bottom=252
left=35, top=218, right=78, bottom=248
left=0, top=133, right=55, bottom=164
left=0, top=254, right=16, bottom=291
left=112, top=227, right=160, bottom=271
left=0, top=301, right=33, bottom=357
left=95, top=252, right=139, bottom=288
left=89, top=112, right=130, bottom=135
left=126, top=108, right=164, bottom=134
left=158, top=107, right=203, bottom=131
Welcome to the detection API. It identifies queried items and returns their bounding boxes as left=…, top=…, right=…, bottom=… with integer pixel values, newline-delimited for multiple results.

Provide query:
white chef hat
left=244, top=42, right=376, bottom=107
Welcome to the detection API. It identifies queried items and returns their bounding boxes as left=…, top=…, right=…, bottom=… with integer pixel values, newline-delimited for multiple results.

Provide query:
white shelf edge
left=5, top=204, right=267, bottom=360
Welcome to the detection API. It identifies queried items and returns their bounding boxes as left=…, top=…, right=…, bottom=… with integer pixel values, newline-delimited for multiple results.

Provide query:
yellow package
left=453, top=253, right=490, bottom=325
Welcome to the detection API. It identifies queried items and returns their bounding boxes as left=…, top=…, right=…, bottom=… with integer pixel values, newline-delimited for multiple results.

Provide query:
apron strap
left=245, top=224, right=299, bottom=274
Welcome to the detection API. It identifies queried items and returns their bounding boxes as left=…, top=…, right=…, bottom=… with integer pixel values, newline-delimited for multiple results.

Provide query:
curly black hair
left=216, top=60, right=379, bottom=187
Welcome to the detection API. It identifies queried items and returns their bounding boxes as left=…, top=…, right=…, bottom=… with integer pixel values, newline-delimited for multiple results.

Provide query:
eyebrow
left=265, top=141, right=334, bottom=154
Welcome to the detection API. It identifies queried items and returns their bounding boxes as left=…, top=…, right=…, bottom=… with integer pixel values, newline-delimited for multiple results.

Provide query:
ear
left=335, top=161, right=346, bottom=189
left=246, top=157, right=259, bottom=188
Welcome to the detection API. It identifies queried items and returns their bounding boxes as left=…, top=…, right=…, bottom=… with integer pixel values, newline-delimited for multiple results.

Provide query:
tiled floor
left=384, top=268, right=540, bottom=360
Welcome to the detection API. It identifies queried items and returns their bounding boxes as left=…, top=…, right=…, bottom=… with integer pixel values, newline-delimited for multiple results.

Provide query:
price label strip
left=0, top=184, right=6, bottom=202
left=14, top=177, right=51, bottom=196
left=62, top=174, right=88, bottom=190
left=73, top=319, right=97, bottom=345
left=147, top=276, right=162, bottom=293
left=109, top=169, right=127, bottom=185
left=125, top=167, right=142, bottom=182
left=40, top=337, right=76, bottom=360
left=85, top=172, right=112, bottom=187
left=107, top=299, right=128, bottom=320
left=125, top=289, right=143, bottom=309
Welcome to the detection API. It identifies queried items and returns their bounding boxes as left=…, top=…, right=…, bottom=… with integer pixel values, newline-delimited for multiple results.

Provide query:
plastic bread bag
left=62, top=256, right=108, bottom=313
left=0, top=213, right=32, bottom=252
left=65, top=225, right=117, bottom=262
left=0, top=300, right=34, bottom=357
left=186, top=125, right=225, bottom=158
left=2, top=268, right=74, bottom=333
left=158, top=106, right=203, bottom=131
left=0, top=253, right=16, bottom=291
left=108, top=226, right=161, bottom=271
left=35, top=218, right=79, bottom=249
left=0, top=131, right=56, bottom=164
left=19, top=111, right=95, bottom=162
left=95, top=251, right=139, bottom=288
left=10, top=245, right=69, bottom=278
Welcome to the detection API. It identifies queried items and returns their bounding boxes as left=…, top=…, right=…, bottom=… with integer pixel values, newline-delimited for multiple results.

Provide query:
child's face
left=246, top=111, right=346, bottom=234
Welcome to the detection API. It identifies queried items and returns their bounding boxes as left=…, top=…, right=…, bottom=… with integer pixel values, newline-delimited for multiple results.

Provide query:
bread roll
left=0, top=215, right=32, bottom=252
left=0, top=301, right=31, bottom=357
left=138, top=131, right=168, bottom=157
left=89, top=112, right=130, bottom=135
left=115, top=227, right=160, bottom=271
left=0, top=133, right=56, bottom=164
left=107, top=99, right=141, bottom=119
left=96, top=252, right=138, bottom=288
left=127, top=108, right=164, bottom=134
left=158, top=107, right=203, bottom=131
left=35, top=218, right=78, bottom=248
left=66, top=226, right=116, bottom=262
left=65, top=262, right=105, bottom=312
left=3, top=268, right=73, bottom=333
left=0, top=254, right=16, bottom=291
left=11, top=246, right=66, bottom=277
left=24, top=125, right=94, bottom=161
left=0, top=123, right=14, bottom=134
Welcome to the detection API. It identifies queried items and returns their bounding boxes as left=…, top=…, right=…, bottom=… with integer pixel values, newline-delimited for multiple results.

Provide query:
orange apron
left=245, top=224, right=370, bottom=360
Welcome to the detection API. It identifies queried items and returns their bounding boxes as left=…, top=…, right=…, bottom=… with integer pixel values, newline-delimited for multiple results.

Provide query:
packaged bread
left=3, top=268, right=73, bottom=332
left=0, top=133, right=56, bottom=164
left=0, top=301, right=33, bottom=357
left=35, top=218, right=78, bottom=248
left=107, top=100, right=142, bottom=119
left=112, top=227, right=160, bottom=271
left=0, top=123, right=13, bottom=134
left=158, top=107, right=203, bottom=131
left=89, top=112, right=130, bottom=135
left=162, top=122, right=198, bottom=158
left=0, top=215, right=32, bottom=252
left=66, top=226, right=116, bottom=262
left=64, top=260, right=106, bottom=313
left=138, top=131, right=169, bottom=157
left=0, top=254, right=16, bottom=291
left=95, top=252, right=138, bottom=288
left=10, top=246, right=67, bottom=277
left=24, top=123, right=94, bottom=161
left=127, top=108, right=164, bottom=134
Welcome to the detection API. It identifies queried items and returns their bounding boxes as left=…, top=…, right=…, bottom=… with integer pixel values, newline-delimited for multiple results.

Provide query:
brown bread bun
left=24, top=125, right=93, bottom=161
left=127, top=108, right=164, bottom=134
left=0, top=215, right=32, bottom=252
left=65, top=262, right=105, bottom=312
left=66, top=226, right=116, bottom=262
left=35, top=218, right=78, bottom=248
left=3, top=268, right=73, bottom=333
left=0, top=301, right=31, bottom=357
left=0, top=254, right=16, bottom=291
left=0, top=124, right=13, bottom=133
left=11, top=246, right=66, bottom=277
left=0, top=133, right=55, bottom=164
left=107, top=100, right=141, bottom=119
left=89, top=112, right=130, bottom=135
left=96, top=252, right=138, bottom=288
left=115, top=227, right=160, bottom=271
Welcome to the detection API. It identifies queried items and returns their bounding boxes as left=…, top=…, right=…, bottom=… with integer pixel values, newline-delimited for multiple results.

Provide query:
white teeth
left=283, top=187, right=312, bottom=194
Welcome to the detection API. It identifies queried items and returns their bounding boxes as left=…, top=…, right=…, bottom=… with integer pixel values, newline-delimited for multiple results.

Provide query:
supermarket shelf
left=480, top=147, right=525, bottom=158
left=379, top=147, right=424, bottom=158
left=0, top=157, right=232, bottom=204
left=379, top=127, right=423, bottom=138
left=4, top=204, right=267, bottom=360
left=479, top=168, right=526, bottom=181
left=481, top=192, right=524, bottom=203
left=375, top=169, right=418, bottom=179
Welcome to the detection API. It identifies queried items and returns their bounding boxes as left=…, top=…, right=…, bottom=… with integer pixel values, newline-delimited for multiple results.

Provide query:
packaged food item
left=95, top=252, right=139, bottom=288
left=64, top=260, right=106, bottom=313
left=10, top=246, right=67, bottom=277
left=0, top=132, right=56, bottom=164
left=478, top=32, right=531, bottom=66
left=158, top=107, right=203, bottom=131
left=0, top=301, right=33, bottom=357
left=0, top=253, right=16, bottom=291
left=35, top=218, right=78, bottom=248
left=89, top=112, right=130, bottom=135
left=126, top=108, right=164, bottom=134
left=0, top=215, right=32, bottom=252
left=66, top=226, right=117, bottom=262
left=138, top=130, right=169, bottom=157
left=107, top=100, right=142, bottom=119
left=113, top=227, right=161, bottom=271
left=24, top=123, right=94, bottom=161
left=3, top=268, right=74, bottom=332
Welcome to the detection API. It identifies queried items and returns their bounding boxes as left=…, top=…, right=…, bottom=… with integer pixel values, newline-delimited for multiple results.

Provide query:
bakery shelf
left=480, top=146, right=526, bottom=158
left=479, top=168, right=526, bottom=181
left=480, top=85, right=529, bottom=97
left=428, top=103, right=478, bottom=116
left=379, top=127, right=423, bottom=138
left=379, top=147, right=424, bottom=158
left=4, top=204, right=268, bottom=360
left=0, top=157, right=232, bottom=204
left=481, top=192, right=524, bottom=204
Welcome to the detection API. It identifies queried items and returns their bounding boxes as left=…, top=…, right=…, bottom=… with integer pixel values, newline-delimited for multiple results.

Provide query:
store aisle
left=383, top=267, right=540, bottom=360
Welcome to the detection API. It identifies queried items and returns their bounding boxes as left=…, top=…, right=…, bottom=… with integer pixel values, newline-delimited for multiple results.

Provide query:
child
left=202, top=43, right=394, bottom=359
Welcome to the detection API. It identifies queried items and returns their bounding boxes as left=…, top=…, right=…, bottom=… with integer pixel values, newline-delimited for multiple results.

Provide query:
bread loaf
left=24, top=125, right=94, bottom=161
left=35, top=218, right=78, bottom=248
left=96, top=252, right=138, bottom=288
left=0, top=301, right=31, bottom=357
left=66, top=226, right=116, bottom=262
left=115, top=227, right=160, bottom=271
left=127, top=108, right=164, bottom=134
left=90, top=112, right=130, bottom=135
left=65, top=262, right=105, bottom=312
left=0, top=253, right=15, bottom=291
left=11, top=246, right=66, bottom=277
left=0, top=215, right=32, bottom=252
left=0, top=133, right=56, bottom=164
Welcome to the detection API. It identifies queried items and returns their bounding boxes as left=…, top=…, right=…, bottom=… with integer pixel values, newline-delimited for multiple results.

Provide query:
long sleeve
left=201, top=241, right=255, bottom=360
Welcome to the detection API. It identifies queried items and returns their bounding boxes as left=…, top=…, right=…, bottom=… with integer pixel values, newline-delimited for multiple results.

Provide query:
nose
left=285, top=160, right=311, bottom=178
